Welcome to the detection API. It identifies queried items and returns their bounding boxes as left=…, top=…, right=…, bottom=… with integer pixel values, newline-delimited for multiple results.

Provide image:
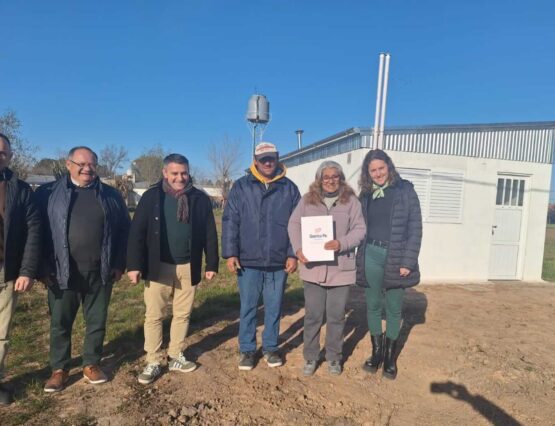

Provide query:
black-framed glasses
left=68, top=159, right=97, bottom=169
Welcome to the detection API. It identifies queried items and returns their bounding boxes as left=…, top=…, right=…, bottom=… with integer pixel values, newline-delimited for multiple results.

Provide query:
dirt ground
left=5, top=282, right=555, bottom=425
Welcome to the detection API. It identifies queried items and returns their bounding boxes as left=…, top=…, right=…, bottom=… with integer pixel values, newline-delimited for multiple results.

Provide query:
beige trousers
left=143, top=262, right=196, bottom=364
left=0, top=272, right=17, bottom=378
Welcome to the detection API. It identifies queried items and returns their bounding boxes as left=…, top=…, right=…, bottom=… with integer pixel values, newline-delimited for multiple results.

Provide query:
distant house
left=282, top=121, right=555, bottom=282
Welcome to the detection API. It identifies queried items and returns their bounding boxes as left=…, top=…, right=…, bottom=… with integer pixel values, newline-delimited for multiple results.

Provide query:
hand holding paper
left=323, top=240, right=341, bottom=251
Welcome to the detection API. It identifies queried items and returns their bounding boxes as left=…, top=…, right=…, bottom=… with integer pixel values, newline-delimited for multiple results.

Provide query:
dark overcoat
left=126, top=183, right=219, bottom=285
left=356, top=179, right=422, bottom=289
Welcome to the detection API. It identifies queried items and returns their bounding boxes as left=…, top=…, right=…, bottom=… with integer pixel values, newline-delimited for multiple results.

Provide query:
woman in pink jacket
left=288, top=161, right=366, bottom=376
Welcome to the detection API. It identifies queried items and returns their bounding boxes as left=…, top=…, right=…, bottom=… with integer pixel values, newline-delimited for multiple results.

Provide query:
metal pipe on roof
left=373, top=53, right=385, bottom=149
left=295, top=129, right=304, bottom=149
left=378, top=53, right=391, bottom=149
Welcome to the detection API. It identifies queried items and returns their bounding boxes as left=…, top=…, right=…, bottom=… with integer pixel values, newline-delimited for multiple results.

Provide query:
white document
left=301, top=215, right=335, bottom=262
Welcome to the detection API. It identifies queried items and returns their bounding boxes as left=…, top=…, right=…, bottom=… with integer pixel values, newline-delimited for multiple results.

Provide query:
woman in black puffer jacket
left=355, top=149, right=422, bottom=380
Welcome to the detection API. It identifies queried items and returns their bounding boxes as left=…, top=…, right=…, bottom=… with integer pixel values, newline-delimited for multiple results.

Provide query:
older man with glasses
left=36, top=146, right=130, bottom=393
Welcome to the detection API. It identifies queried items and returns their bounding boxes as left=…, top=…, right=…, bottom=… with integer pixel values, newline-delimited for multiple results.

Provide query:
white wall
left=285, top=149, right=551, bottom=282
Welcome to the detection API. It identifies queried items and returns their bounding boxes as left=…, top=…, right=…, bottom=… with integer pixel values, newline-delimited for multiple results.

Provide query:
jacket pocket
left=338, top=252, right=356, bottom=271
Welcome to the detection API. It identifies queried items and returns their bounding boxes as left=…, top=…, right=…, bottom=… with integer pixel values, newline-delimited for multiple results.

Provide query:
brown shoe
left=83, top=365, right=108, bottom=384
left=44, top=369, right=69, bottom=393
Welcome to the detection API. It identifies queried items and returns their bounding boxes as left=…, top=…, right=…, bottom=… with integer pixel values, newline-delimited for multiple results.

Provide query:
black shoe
left=363, top=333, right=384, bottom=373
left=263, top=351, right=283, bottom=368
left=382, top=337, right=398, bottom=380
left=0, top=384, right=14, bottom=406
left=238, top=352, right=256, bottom=371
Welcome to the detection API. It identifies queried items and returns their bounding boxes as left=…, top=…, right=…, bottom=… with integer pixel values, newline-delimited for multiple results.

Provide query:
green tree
left=32, top=157, right=64, bottom=175
left=0, top=110, right=37, bottom=179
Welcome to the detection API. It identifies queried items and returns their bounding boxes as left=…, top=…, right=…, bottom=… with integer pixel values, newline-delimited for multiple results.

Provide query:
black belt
left=367, top=239, right=388, bottom=248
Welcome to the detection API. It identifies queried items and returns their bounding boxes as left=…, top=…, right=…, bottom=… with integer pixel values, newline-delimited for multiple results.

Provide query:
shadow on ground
left=430, top=381, right=522, bottom=426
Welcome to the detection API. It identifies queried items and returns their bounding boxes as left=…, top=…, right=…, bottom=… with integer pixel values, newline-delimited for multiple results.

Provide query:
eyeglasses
left=322, top=175, right=340, bottom=182
left=68, top=159, right=97, bottom=169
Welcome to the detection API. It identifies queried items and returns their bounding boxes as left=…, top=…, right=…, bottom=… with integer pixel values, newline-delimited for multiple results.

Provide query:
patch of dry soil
left=9, top=283, right=555, bottom=425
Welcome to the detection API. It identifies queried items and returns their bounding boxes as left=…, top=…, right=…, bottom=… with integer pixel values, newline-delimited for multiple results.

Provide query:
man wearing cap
left=0, top=133, right=41, bottom=405
left=222, top=142, right=300, bottom=371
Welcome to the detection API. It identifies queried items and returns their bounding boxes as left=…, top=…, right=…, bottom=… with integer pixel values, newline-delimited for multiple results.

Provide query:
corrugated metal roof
left=281, top=121, right=555, bottom=167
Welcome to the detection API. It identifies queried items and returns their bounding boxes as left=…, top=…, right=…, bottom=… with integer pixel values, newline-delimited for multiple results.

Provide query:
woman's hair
left=305, top=160, right=355, bottom=205
left=359, top=149, right=401, bottom=194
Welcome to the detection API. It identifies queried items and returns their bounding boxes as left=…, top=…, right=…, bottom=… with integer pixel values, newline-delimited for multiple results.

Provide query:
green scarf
left=372, top=182, right=389, bottom=200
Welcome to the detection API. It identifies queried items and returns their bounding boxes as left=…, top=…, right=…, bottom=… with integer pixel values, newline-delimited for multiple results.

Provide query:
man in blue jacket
left=36, top=146, right=130, bottom=393
left=222, top=142, right=300, bottom=371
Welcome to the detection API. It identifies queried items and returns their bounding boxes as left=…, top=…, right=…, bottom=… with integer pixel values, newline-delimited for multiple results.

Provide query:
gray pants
left=303, top=281, right=350, bottom=362
left=0, top=266, right=17, bottom=378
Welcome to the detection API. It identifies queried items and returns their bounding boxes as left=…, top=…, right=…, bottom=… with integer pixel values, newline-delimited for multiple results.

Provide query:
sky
left=1, top=0, right=554, bottom=191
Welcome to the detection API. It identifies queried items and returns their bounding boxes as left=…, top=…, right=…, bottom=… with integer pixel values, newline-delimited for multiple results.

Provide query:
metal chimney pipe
left=295, top=129, right=304, bottom=149
left=378, top=53, right=391, bottom=149
left=373, top=53, right=385, bottom=149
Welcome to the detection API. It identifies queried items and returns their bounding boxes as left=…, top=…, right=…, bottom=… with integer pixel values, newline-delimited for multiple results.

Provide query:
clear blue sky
left=1, top=0, right=554, bottom=190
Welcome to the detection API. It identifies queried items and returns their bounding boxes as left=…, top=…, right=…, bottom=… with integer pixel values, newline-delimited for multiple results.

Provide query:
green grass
left=1, top=209, right=304, bottom=423
left=542, top=225, right=555, bottom=281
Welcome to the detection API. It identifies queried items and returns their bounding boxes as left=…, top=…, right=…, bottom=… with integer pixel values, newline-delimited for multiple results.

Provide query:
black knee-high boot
left=363, top=333, right=384, bottom=373
left=382, top=337, right=397, bottom=380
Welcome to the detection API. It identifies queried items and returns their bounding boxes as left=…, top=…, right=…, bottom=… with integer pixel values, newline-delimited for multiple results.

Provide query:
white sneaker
left=138, top=363, right=162, bottom=384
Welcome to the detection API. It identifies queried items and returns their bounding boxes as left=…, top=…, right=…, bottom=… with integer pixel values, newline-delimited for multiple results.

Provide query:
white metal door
left=488, top=176, right=527, bottom=279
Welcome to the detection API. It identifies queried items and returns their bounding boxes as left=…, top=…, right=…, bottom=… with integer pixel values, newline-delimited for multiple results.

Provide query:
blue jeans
left=238, top=267, right=286, bottom=353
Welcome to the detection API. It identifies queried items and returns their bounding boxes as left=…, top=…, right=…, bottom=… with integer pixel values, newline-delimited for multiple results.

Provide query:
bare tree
left=208, top=136, right=243, bottom=202
left=0, top=110, right=37, bottom=179
left=99, top=145, right=128, bottom=178
left=188, top=164, right=209, bottom=185
left=132, top=145, right=167, bottom=186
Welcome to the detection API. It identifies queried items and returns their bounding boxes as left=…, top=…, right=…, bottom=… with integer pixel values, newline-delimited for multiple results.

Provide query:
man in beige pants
left=0, top=133, right=41, bottom=404
left=127, top=154, right=218, bottom=384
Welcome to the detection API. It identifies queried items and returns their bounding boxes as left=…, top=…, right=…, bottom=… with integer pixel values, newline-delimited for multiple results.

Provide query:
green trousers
left=364, top=243, right=404, bottom=340
left=48, top=269, right=112, bottom=370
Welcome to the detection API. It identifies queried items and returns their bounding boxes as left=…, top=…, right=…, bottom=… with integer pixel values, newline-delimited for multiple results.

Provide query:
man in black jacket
left=36, top=146, right=130, bottom=393
left=0, top=133, right=41, bottom=405
left=127, top=154, right=218, bottom=385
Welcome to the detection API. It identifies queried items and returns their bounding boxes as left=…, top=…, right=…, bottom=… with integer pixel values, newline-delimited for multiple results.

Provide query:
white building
left=281, top=122, right=555, bottom=282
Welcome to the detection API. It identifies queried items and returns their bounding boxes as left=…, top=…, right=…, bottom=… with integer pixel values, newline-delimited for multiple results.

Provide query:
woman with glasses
left=356, top=149, right=422, bottom=380
left=288, top=161, right=366, bottom=376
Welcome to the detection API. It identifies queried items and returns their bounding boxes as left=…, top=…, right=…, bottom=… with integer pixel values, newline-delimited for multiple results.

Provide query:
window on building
left=495, top=177, right=525, bottom=207
left=398, top=168, right=465, bottom=224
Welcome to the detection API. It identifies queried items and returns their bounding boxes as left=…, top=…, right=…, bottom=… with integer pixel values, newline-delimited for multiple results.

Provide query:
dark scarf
left=324, top=189, right=339, bottom=198
left=162, top=177, right=194, bottom=223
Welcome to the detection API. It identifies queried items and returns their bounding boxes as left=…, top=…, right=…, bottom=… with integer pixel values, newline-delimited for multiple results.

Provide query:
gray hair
left=163, top=153, right=189, bottom=166
left=314, top=160, right=345, bottom=181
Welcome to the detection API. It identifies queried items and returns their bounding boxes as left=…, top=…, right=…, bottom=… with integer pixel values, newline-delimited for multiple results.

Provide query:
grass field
left=542, top=224, right=555, bottom=281
left=3, top=210, right=303, bottom=422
